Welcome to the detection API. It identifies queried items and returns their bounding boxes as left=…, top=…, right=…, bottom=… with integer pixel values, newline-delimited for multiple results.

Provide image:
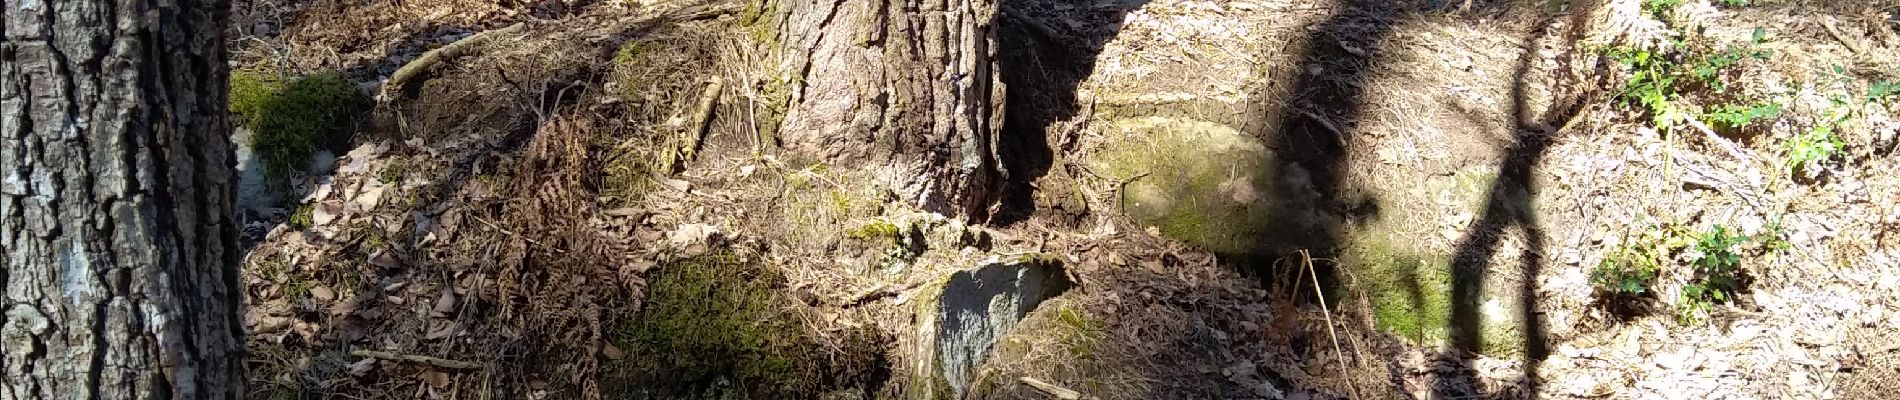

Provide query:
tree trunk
left=1, top=0, right=243, bottom=397
left=776, top=0, right=1005, bottom=220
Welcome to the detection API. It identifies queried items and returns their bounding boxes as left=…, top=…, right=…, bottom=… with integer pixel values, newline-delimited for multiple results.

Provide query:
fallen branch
left=1820, top=20, right=1867, bottom=56
left=677, top=77, right=725, bottom=169
left=1682, top=117, right=1757, bottom=163
left=352, top=349, right=482, bottom=370
left=381, top=23, right=528, bottom=101
left=1019, top=377, right=1083, bottom=400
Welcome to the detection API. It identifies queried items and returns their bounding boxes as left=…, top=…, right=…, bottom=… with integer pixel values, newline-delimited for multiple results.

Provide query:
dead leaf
left=353, top=183, right=388, bottom=210
left=668, top=223, right=720, bottom=255
left=602, top=343, right=626, bottom=360
left=419, top=371, right=450, bottom=388
left=425, top=321, right=461, bottom=340
left=310, top=286, right=337, bottom=302
left=312, top=202, right=343, bottom=226
left=368, top=250, right=401, bottom=268
left=347, top=358, right=378, bottom=377
left=604, top=207, right=645, bottom=217
left=431, top=290, right=458, bottom=318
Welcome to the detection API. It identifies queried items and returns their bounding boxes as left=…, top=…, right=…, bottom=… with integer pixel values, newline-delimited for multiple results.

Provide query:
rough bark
left=777, top=0, right=1006, bottom=220
left=1, top=0, right=243, bottom=397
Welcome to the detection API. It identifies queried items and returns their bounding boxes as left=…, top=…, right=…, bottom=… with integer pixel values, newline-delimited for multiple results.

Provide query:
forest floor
left=227, top=0, right=1900, bottom=399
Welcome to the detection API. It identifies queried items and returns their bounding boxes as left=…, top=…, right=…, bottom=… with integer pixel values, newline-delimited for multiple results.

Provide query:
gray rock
left=936, top=258, right=1075, bottom=398
left=232, top=128, right=274, bottom=214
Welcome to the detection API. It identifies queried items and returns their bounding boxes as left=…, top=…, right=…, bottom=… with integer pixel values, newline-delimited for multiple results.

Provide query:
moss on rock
left=1088, top=117, right=1280, bottom=255
left=1340, top=167, right=1528, bottom=356
left=609, top=251, right=887, bottom=398
left=229, top=70, right=363, bottom=184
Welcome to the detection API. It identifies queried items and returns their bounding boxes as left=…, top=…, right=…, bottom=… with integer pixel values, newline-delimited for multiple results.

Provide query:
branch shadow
left=1434, top=5, right=1593, bottom=398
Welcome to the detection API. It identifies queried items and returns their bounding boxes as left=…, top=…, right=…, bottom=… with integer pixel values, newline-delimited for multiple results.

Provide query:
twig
left=678, top=77, right=725, bottom=169
left=1820, top=20, right=1867, bottom=56
left=470, top=215, right=567, bottom=253
left=1297, top=108, right=1350, bottom=149
left=1303, top=250, right=1361, bottom=400
left=1682, top=117, right=1757, bottom=163
left=1019, top=377, right=1084, bottom=400
left=352, top=349, right=483, bottom=370
left=382, top=23, right=529, bottom=101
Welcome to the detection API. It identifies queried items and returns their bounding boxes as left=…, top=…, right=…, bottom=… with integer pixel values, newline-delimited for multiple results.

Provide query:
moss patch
left=1341, top=167, right=1529, bottom=356
left=608, top=251, right=887, bottom=398
left=230, top=70, right=364, bottom=184
left=1346, top=236, right=1455, bottom=344
left=1089, top=117, right=1277, bottom=255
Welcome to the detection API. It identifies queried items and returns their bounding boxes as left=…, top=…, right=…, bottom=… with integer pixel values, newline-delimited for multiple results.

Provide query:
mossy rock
left=1340, top=167, right=1528, bottom=356
left=904, top=258, right=1075, bottom=400
left=607, top=251, right=888, bottom=398
left=1087, top=117, right=1328, bottom=256
left=230, top=70, right=364, bottom=184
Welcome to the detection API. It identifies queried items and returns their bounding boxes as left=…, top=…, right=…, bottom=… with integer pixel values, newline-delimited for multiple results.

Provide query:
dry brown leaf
left=431, top=290, right=458, bottom=318
left=419, top=370, right=450, bottom=388
left=602, top=343, right=626, bottom=360
left=310, top=286, right=337, bottom=302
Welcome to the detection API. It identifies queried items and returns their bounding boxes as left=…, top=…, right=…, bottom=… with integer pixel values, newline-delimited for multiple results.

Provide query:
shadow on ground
left=997, top=0, right=1601, bottom=397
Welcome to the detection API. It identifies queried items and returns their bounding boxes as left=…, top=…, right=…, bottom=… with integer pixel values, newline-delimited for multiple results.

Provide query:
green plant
left=1610, top=27, right=1772, bottom=132
left=379, top=159, right=407, bottom=184
left=845, top=219, right=901, bottom=241
left=1591, top=246, right=1662, bottom=299
left=1680, top=225, right=1748, bottom=323
left=1784, top=123, right=1843, bottom=177
left=1869, top=78, right=1898, bottom=105
left=1641, top=0, right=1683, bottom=18
left=288, top=203, right=315, bottom=230
left=1589, top=226, right=1695, bottom=316
left=1702, top=102, right=1781, bottom=131
left=231, top=70, right=364, bottom=184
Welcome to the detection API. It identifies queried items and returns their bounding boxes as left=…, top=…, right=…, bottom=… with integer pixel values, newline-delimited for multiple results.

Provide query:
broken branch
left=352, top=349, right=482, bottom=370
left=1019, top=377, right=1083, bottom=400
left=382, top=23, right=528, bottom=101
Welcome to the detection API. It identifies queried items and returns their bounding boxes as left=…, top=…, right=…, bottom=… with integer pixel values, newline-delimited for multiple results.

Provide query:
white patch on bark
left=16, top=0, right=39, bottom=11
left=60, top=238, right=96, bottom=300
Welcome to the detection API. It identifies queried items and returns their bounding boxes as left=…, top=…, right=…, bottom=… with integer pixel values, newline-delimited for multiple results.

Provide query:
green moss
left=1052, top=304, right=1105, bottom=361
left=287, top=203, right=315, bottom=230
left=847, top=219, right=902, bottom=241
left=1349, top=238, right=1454, bottom=343
left=1345, top=233, right=1524, bottom=356
left=1091, top=117, right=1274, bottom=255
left=610, top=251, right=886, bottom=397
left=230, top=70, right=364, bottom=184
left=379, top=159, right=407, bottom=184
left=601, top=152, right=655, bottom=203
left=283, top=279, right=316, bottom=299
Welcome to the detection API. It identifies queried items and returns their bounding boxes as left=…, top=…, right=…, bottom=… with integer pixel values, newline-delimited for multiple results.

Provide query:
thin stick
left=382, top=23, right=528, bottom=101
left=1682, top=117, right=1756, bottom=163
left=1820, top=20, right=1867, bottom=56
left=352, top=349, right=482, bottom=370
left=470, top=216, right=567, bottom=254
left=1304, top=250, right=1360, bottom=400
left=679, top=77, right=725, bottom=168
left=1019, top=377, right=1084, bottom=400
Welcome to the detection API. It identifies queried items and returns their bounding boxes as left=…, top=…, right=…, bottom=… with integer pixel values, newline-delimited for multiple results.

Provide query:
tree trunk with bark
left=1, top=0, right=243, bottom=397
left=774, top=0, right=1006, bottom=220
